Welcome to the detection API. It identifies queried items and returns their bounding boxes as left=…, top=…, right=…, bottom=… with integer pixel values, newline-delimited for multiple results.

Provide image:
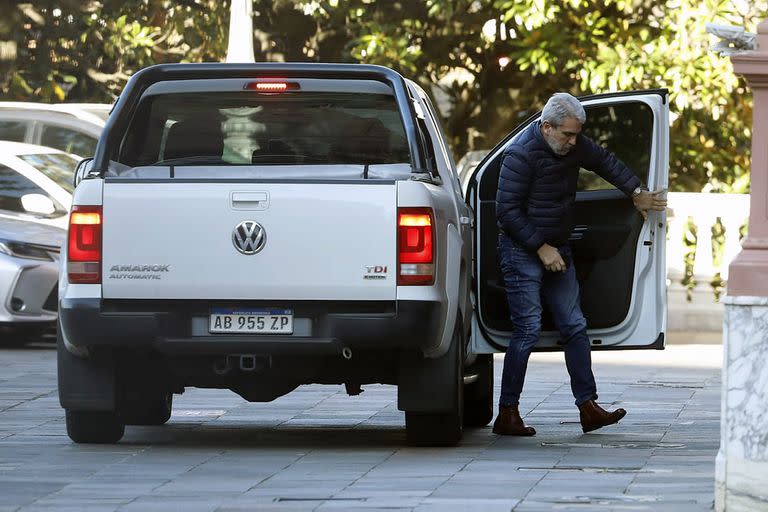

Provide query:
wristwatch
left=631, top=186, right=643, bottom=197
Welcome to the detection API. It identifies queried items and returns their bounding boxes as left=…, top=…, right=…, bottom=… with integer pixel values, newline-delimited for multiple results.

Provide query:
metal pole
left=225, top=0, right=255, bottom=63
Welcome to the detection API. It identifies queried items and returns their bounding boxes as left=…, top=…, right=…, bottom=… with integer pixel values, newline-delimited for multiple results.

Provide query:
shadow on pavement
left=119, top=423, right=411, bottom=449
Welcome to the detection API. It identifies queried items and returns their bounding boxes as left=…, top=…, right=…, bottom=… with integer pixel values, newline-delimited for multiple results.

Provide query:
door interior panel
left=570, top=194, right=643, bottom=328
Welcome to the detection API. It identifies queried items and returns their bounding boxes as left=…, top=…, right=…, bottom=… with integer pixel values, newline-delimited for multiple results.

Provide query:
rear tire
left=463, top=354, right=494, bottom=427
left=122, top=392, right=173, bottom=426
left=405, top=320, right=464, bottom=447
left=65, top=410, right=125, bottom=444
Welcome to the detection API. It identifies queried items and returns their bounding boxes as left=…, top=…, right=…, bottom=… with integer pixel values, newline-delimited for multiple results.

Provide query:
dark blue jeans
left=497, top=233, right=598, bottom=407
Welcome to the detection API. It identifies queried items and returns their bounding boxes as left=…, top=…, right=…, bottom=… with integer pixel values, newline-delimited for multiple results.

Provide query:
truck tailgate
left=101, top=182, right=397, bottom=301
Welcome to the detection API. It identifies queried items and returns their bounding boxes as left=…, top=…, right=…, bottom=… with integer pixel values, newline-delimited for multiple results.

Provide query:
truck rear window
left=119, top=92, right=411, bottom=169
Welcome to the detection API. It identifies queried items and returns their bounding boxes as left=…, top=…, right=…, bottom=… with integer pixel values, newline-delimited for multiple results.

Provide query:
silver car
left=0, top=141, right=78, bottom=230
left=0, top=216, right=64, bottom=344
left=0, top=102, right=108, bottom=159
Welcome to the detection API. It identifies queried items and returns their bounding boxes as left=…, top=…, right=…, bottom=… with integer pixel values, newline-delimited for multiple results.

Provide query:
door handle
left=231, top=192, right=269, bottom=210
left=569, top=225, right=588, bottom=241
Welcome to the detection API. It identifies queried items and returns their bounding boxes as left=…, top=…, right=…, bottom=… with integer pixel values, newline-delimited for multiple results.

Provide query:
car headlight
left=0, top=239, right=56, bottom=261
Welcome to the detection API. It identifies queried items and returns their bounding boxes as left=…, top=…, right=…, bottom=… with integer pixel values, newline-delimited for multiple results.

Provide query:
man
left=493, top=92, right=667, bottom=436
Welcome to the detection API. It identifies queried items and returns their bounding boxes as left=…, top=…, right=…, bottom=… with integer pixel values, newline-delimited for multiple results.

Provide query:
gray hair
left=541, top=93, right=586, bottom=127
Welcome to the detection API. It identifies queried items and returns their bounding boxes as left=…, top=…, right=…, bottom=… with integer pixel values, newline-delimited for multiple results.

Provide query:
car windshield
left=18, top=153, right=78, bottom=193
left=119, top=91, right=411, bottom=169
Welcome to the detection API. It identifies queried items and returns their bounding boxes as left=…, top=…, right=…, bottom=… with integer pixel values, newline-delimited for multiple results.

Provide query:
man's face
left=541, top=117, right=583, bottom=156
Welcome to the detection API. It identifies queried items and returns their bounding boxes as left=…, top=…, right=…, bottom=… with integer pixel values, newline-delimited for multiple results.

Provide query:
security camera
left=706, top=23, right=756, bottom=55
left=706, top=23, right=746, bottom=41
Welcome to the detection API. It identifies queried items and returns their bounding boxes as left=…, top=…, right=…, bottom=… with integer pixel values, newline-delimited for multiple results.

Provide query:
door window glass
left=0, top=164, right=66, bottom=216
left=421, top=95, right=455, bottom=183
left=40, top=125, right=98, bottom=157
left=577, top=102, right=653, bottom=191
left=415, top=117, right=438, bottom=175
left=0, top=120, right=27, bottom=142
left=18, top=153, right=78, bottom=193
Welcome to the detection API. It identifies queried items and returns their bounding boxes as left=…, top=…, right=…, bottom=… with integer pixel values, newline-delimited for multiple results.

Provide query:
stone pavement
left=0, top=344, right=721, bottom=511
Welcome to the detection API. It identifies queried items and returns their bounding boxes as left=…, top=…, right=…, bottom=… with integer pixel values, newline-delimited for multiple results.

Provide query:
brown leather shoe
left=578, top=400, right=626, bottom=433
left=492, top=405, right=536, bottom=436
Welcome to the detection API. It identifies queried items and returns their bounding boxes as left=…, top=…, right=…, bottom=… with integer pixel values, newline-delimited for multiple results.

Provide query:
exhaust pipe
left=341, top=347, right=352, bottom=360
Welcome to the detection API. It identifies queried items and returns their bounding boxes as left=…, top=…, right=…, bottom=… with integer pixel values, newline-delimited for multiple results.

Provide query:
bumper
left=59, top=298, right=443, bottom=356
left=0, top=254, right=58, bottom=323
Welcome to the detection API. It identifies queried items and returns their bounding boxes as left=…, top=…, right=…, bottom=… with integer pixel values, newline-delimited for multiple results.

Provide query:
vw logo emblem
left=232, top=221, right=266, bottom=255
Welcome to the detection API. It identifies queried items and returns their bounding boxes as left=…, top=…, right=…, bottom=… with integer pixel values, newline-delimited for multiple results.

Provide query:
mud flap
left=397, top=325, right=461, bottom=413
left=57, top=329, right=117, bottom=411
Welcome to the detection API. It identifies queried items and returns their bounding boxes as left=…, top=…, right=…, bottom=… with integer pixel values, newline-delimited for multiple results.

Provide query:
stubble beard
left=543, top=134, right=573, bottom=156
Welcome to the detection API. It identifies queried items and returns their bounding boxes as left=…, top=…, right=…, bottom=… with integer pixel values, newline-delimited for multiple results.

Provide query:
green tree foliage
left=1, top=0, right=765, bottom=192
left=0, top=1, right=229, bottom=101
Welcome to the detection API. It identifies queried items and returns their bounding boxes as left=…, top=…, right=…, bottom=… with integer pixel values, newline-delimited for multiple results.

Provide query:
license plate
left=209, top=308, right=293, bottom=334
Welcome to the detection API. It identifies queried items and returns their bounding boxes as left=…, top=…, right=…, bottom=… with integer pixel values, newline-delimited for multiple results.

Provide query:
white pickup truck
left=58, top=63, right=668, bottom=446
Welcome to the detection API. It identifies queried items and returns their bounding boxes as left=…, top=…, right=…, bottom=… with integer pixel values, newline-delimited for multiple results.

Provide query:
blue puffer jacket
left=496, top=121, right=641, bottom=252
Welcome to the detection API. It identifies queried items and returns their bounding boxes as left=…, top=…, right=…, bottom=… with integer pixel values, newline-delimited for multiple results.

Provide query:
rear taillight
left=67, top=205, right=102, bottom=284
left=398, top=207, right=434, bottom=285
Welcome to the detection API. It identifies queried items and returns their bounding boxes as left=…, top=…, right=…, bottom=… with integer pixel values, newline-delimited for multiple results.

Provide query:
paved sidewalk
left=0, top=344, right=721, bottom=511
left=666, top=330, right=722, bottom=344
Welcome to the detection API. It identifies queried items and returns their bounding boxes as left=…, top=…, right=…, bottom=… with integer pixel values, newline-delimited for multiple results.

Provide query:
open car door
left=468, top=90, right=669, bottom=353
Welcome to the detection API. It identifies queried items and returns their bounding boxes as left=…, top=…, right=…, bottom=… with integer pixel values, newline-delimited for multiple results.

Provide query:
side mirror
left=21, top=194, right=56, bottom=215
left=73, top=157, right=94, bottom=188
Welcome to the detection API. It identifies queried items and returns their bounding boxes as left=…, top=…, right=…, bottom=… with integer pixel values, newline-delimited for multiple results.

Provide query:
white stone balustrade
left=666, top=192, right=750, bottom=331
left=667, top=192, right=750, bottom=290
